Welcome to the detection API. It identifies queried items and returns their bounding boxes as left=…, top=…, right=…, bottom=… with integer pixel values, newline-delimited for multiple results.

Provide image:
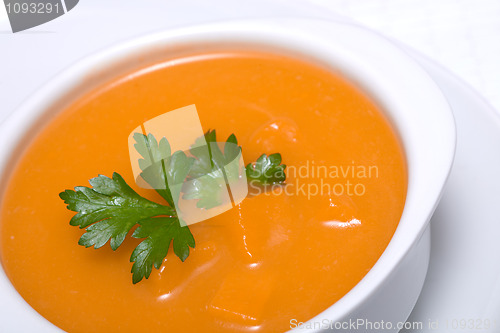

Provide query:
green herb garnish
left=183, top=130, right=243, bottom=209
left=60, top=173, right=194, bottom=284
left=130, top=216, right=195, bottom=284
left=246, top=153, right=287, bottom=185
left=60, top=130, right=286, bottom=283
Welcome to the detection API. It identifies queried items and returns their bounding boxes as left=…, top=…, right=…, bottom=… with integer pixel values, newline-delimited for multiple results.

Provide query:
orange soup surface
left=0, top=50, right=406, bottom=332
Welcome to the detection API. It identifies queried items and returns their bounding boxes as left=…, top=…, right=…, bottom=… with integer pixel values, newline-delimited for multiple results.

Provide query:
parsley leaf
left=246, top=153, right=287, bottom=185
left=130, top=217, right=195, bottom=284
left=182, top=169, right=228, bottom=209
left=184, top=130, right=243, bottom=209
left=188, top=129, right=224, bottom=177
left=134, top=133, right=196, bottom=212
left=59, top=173, right=174, bottom=250
left=60, top=172, right=195, bottom=284
left=133, top=133, right=174, bottom=205
left=60, top=130, right=286, bottom=284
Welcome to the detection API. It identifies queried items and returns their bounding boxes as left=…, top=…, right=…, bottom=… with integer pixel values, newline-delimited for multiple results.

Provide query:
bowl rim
left=0, top=18, right=456, bottom=332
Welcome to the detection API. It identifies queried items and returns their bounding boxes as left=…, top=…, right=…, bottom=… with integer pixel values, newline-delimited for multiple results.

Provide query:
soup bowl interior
left=0, top=18, right=455, bottom=332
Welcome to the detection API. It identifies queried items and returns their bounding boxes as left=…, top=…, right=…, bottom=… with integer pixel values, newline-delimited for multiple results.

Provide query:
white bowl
left=0, top=18, right=455, bottom=332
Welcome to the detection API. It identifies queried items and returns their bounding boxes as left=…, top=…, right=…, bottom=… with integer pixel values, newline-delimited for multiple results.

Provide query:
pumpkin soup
left=0, top=50, right=406, bottom=332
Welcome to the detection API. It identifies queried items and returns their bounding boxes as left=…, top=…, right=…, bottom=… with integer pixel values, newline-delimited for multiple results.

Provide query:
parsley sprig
left=60, top=130, right=286, bottom=284
left=246, top=153, right=286, bottom=185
